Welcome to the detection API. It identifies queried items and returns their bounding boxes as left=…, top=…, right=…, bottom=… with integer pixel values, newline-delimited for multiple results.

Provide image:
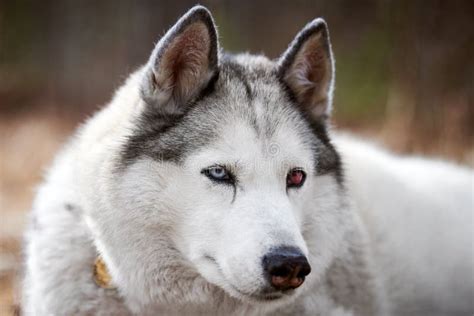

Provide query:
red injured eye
left=287, top=169, right=306, bottom=188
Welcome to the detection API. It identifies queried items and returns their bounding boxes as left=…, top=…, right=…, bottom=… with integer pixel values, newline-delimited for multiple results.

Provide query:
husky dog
left=23, top=6, right=473, bottom=316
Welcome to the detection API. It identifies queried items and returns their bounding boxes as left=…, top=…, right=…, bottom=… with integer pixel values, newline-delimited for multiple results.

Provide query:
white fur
left=22, top=66, right=473, bottom=315
left=335, top=134, right=474, bottom=315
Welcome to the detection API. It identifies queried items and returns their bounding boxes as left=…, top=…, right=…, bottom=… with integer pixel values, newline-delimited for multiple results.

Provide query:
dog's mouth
left=239, top=289, right=295, bottom=302
left=201, top=255, right=296, bottom=304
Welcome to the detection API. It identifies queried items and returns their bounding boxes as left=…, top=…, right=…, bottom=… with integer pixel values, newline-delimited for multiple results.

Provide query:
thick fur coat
left=23, top=6, right=473, bottom=316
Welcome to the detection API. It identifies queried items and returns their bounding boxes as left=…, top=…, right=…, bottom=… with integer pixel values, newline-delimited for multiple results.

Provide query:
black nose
left=262, top=246, right=311, bottom=291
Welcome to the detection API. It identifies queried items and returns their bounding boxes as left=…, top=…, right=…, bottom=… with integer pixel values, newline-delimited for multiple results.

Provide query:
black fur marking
left=120, top=112, right=185, bottom=166
left=231, top=185, right=237, bottom=204
left=307, top=119, right=343, bottom=184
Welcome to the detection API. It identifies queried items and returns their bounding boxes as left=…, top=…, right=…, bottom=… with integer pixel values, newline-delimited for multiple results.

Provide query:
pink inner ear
left=289, top=32, right=329, bottom=95
left=284, top=31, right=332, bottom=117
left=156, top=22, right=211, bottom=101
left=169, top=24, right=210, bottom=82
left=302, top=40, right=327, bottom=86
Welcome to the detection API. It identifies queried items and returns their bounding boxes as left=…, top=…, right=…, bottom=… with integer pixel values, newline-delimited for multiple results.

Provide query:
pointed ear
left=141, top=6, right=219, bottom=114
left=278, top=19, right=334, bottom=121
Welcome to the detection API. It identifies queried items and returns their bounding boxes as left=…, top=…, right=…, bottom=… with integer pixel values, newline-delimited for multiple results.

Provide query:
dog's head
left=87, top=6, right=350, bottom=310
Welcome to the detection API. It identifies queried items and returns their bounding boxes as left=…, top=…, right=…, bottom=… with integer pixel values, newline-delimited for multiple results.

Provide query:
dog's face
left=157, top=75, right=317, bottom=302
left=90, top=6, right=348, bottom=309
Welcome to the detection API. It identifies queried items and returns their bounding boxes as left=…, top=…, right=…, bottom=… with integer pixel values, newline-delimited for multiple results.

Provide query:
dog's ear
left=141, top=6, right=218, bottom=114
left=278, top=19, right=334, bottom=121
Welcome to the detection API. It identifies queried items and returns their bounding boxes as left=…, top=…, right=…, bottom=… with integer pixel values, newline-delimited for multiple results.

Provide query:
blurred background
left=0, top=0, right=473, bottom=314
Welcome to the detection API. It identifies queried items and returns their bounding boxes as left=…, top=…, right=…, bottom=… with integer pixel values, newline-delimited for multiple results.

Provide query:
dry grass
left=0, top=113, right=471, bottom=315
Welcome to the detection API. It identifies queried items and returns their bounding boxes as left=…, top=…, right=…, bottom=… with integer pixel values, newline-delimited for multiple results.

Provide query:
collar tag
left=94, top=256, right=116, bottom=289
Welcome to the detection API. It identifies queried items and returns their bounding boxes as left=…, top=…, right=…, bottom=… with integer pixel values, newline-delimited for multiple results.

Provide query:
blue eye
left=209, top=166, right=227, bottom=179
left=202, top=165, right=234, bottom=184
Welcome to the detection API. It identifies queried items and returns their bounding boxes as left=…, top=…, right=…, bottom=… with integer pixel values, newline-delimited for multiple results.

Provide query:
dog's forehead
left=205, top=55, right=304, bottom=135
left=218, top=54, right=283, bottom=105
left=195, top=55, right=312, bottom=149
left=120, top=54, right=318, bottom=169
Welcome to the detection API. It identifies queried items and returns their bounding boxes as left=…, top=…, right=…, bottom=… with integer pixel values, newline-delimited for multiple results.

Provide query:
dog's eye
left=287, top=168, right=306, bottom=188
left=202, top=165, right=234, bottom=184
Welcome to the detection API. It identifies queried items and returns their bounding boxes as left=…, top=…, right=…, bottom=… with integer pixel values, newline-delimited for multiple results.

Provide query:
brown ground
left=0, top=114, right=472, bottom=315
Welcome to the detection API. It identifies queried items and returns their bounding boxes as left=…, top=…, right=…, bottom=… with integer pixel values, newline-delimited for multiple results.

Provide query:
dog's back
left=336, top=135, right=474, bottom=315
